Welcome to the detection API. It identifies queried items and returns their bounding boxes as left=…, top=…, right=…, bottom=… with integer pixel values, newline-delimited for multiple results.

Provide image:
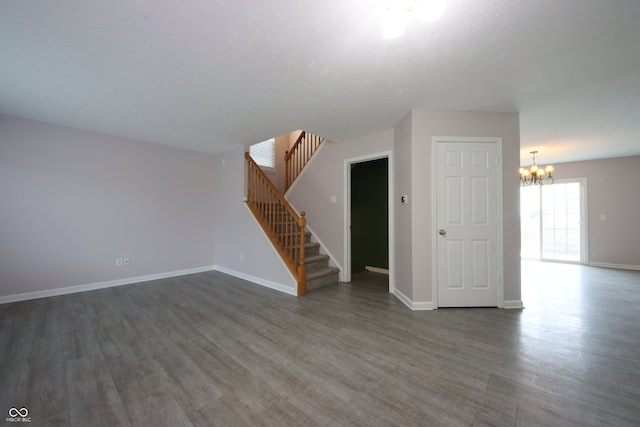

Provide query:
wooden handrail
left=284, top=131, right=306, bottom=162
left=245, top=152, right=307, bottom=296
left=284, top=131, right=324, bottom=192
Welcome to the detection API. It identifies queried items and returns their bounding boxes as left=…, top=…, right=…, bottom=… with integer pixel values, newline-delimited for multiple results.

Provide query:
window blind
left=250, top=138, right=275, bottom=169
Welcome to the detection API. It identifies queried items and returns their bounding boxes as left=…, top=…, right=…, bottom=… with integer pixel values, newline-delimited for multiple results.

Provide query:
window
left=520, top=179, right=586, bottom=263
left=541, top=182, right=583, bottom=262
left=250, top=138, right=275, bottom=170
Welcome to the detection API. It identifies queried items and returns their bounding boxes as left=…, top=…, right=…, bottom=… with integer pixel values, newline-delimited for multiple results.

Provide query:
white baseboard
left=392, top=289, right=435, bottom=311
left=365, top=266, right=389, bottom=275
left=589, top=262, right=640, bottom=271
left=213, top=265, right=297, bottom=296
left=0, top=265, right=217, bottom=305
left=392, top=290, right=521, bottom=311
left=504, top=300, right=524, bottom=309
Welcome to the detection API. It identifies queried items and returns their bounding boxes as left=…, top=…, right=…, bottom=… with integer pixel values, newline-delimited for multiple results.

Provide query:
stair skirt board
left=304, top=224, right=343, bottom=280
left=302, top=232, right=340, bottom=291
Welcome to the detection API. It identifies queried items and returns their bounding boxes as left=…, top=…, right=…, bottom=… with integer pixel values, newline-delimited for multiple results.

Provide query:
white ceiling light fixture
left=381, top=2, right=407, bottom=39
left=414, top=0, right=446, bottom=22
left=381, top=0, right=446, bottom=39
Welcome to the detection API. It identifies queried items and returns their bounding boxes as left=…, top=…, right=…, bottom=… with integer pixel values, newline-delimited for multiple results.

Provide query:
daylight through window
left=250, top=138, right=275, bottom=169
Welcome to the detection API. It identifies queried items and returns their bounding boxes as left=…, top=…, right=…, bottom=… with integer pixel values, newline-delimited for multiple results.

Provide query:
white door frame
left=431, top=137, right=504, bottom=308
left=343, top=151, right=395, bottom=293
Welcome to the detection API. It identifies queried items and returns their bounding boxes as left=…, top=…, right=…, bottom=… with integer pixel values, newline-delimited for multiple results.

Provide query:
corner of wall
left=392, top=288, right=434, bottom=310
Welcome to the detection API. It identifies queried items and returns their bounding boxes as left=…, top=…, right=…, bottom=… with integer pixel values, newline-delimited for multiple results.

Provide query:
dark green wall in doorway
left=351, top=157, right=388, bottom=274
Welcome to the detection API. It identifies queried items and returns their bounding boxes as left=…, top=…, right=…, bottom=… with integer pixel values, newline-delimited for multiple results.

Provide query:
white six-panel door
left=436, top=140, right=500, bottom=307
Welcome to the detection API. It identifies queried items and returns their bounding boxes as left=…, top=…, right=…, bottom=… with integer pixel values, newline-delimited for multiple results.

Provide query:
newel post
left=297, top=211, right=307, bottom=296
left=285, top=150, right=290, bottom=190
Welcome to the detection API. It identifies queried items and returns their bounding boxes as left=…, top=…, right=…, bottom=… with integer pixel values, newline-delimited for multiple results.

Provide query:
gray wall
left=396, top=110, right=522, bottom=306
left=394, top=113, right=413, bottom=299
left=551, top=155, right=640, bottom=267
left=0, top=116, right=216, bottom=298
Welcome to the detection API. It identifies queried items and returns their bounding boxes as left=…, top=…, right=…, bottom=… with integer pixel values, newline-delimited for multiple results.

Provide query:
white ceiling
left=1, top=0, right=639, bottom=164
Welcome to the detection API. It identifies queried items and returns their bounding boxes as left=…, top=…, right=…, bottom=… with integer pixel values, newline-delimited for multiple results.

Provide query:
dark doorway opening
left=350, top=158, right=389, bottom=278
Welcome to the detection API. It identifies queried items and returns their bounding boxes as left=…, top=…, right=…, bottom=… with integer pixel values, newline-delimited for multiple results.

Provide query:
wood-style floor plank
left=65, top=357, right=130, bottom=426
left=1, top=262, right=639, bottom=426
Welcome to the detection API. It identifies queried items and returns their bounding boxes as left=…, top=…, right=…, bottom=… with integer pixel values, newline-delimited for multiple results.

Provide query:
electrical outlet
left=116, top=258, right=123, bottom=267
left=123, top=257, right=130, bottom=266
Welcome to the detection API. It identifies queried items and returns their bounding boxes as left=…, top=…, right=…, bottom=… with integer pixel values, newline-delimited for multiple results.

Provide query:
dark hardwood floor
left=1, top=261, right=639, bottom=426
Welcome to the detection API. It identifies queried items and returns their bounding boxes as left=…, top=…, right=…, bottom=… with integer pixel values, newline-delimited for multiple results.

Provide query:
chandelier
left=519, top=151, right=555, bottom=186
left=381, top=0, right=446, bottom=39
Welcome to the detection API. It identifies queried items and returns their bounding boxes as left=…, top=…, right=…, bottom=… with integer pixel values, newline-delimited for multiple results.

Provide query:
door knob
left=439, top=229, right=446, bottom=236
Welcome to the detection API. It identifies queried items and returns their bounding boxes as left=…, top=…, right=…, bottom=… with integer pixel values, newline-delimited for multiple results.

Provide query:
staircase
left=282, top=130, right=339, bottom=290
left=294, top=231, right=339, bottom=291
left=245, top=135, right=339, bottom=295
left=272, top=206, right=339, bottom=291
left=285, top=131, right=324, bottom=193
